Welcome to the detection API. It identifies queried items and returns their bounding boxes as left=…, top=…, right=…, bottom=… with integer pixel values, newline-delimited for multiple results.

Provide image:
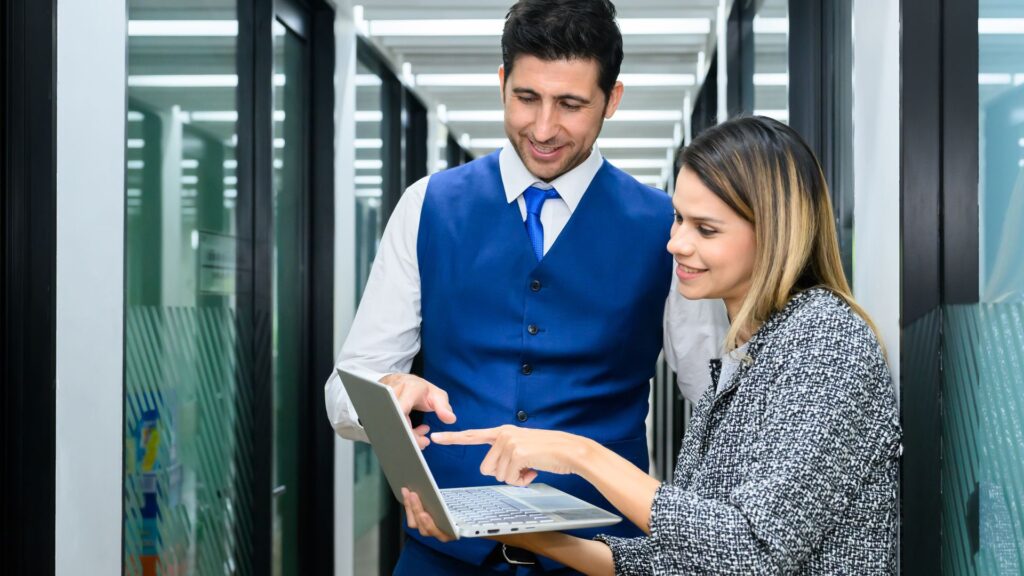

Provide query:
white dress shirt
left=325, top=142, right=728, bottom=441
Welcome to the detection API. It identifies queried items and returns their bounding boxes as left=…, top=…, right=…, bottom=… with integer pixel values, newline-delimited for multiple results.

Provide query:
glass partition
left=123, top=2, right=253, bottom=574
left=271, top=16, right=308, bottom=576
left=941, top=3, right=1024, bottom=574
left=753, top=0, right=789, bottom=123
left=353, top=55, right=391, bottom=575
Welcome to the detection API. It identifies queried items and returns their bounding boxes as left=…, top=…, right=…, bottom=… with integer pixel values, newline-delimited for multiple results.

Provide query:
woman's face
left=667, top=166, right=757, bottom=319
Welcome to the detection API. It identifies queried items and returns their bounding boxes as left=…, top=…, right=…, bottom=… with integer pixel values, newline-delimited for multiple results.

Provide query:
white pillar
left=332, top=2, right=357, bottom=576
left=55, top=0, right=126, bottom=573
left=852, top=0, right=901, bottom=396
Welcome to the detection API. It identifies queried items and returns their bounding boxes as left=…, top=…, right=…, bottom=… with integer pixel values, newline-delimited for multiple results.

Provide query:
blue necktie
left=523, top=186, right=560, bottom=261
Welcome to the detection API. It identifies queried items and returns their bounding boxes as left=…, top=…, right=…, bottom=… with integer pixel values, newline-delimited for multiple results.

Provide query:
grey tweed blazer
left=599, top=288, right=901, bottom=575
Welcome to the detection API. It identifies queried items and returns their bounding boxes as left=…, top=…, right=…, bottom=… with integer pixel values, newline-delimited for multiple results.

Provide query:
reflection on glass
left=123, top=2, right=251, bottom=575
left=939, top=5, right=1024, bottom=574
left=753, top=0, right=789, bottom=123
left=356, top=60, right=384, bottom=305
left=271, top=18, right=305, bottom=576
left=353, top=57, right=390, bottom=575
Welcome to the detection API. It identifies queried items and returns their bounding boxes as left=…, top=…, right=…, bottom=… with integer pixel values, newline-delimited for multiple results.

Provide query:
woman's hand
left=401, top=488, right=455, bottom=543
left=430, top=426, right=594, bottom=486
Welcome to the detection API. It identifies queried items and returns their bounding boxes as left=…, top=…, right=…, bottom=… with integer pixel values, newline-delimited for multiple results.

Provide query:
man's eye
left=673, top=213, right=684, bottom=224
left=518, top=96, right=537, bottom=104
left=561, top=102, right=581, bottom=111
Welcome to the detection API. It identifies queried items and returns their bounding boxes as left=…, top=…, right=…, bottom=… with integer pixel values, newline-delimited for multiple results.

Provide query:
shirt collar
left=499, top=141, right=604, bottom=214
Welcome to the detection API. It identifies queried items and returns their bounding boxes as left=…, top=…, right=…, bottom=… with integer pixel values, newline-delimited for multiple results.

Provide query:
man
left=325, top=0, right=726, bottom=572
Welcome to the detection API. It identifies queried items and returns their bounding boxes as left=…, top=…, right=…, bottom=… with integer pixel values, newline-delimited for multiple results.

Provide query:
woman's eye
left=698, top=226, right=717, bottom=237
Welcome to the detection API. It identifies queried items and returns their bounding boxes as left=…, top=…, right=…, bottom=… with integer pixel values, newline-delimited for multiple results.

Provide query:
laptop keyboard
left=442, top=487, right=555, bottom=526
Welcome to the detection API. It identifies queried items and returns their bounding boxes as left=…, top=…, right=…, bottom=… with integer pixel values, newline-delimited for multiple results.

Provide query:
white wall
left=55, top=0, right=126, bottom=573
left=331, top=2, right=358, bottom=575
left=853, top=0, right=901, bottom=396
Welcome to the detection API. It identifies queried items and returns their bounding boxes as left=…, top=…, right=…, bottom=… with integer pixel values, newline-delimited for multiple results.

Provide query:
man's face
left=499, top=56, right=624, bottom=182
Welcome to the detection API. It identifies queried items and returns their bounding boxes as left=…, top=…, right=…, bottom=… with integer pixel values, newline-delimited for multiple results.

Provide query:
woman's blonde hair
left=677, top=116, right=881, bottom=352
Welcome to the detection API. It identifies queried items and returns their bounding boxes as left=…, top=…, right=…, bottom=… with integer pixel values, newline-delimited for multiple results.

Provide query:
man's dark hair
left=502, top=0, right=624, bottom=99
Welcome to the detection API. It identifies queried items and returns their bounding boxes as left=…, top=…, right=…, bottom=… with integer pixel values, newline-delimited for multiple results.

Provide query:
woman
left=403, top=116, right=902, bottom=575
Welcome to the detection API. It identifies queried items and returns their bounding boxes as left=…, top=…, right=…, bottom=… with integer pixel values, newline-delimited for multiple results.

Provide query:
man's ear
left=498, top=65, right=507, bottom=101
left=604, top=80, right=625, bottom=119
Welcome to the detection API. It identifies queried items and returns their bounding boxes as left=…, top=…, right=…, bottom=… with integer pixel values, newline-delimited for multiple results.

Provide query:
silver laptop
left=338, top=368, right=621, bottom=540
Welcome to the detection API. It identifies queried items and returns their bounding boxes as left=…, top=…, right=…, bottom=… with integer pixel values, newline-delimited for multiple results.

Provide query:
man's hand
left=379, top=373, right=456, bottom=449
left=401, top=488, right=455, bottom=543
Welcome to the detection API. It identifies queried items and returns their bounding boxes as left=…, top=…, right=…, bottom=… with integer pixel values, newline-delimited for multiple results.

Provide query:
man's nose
left=532, top=104, right=558, bottom=142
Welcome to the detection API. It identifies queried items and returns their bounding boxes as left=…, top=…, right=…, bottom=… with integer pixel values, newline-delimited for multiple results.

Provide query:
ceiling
left=357, top=0, right=789, bottom=187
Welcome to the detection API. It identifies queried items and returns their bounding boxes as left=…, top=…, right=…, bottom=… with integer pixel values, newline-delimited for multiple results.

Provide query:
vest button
left=530, top=279, right=542, bottom=292
left=516, top=410, right=529, bottom=422
left=521, top=363, right=533, bottom=375
left=527, top=324, right=539, bottom=335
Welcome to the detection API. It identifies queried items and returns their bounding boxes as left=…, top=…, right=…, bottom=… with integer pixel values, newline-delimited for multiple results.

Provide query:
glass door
left=123, top=2, right=253, bottom=574
left=271, top=11, right=309, bottom=576
left=940, top=4, right=1024, bottom=573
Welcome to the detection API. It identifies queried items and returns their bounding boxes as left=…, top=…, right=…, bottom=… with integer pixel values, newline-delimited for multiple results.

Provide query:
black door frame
left=1, top=0, right=57, bottom=572
left=901, top=1, right=979, bottom=574
left=251, top=0, right=337, bottom=574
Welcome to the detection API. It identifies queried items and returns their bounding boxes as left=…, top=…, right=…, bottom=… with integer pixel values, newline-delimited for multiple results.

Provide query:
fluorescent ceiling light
left=753, top=73, right=788, bottom=86
left=618, top=19, right=710, bottom=35
left=274, top=138, right=286, bottom=149
left=635, top=175, right=666, bottom=186
left=182, top=175, right=199, bottom=185
left=355, top=160, right=384, bottom=170
left=126, top=160, right=145, bottom=170
left=224, top=176, right=238, bottom=186
left=356, top=111, right=384, bottom=122
left=368, top=18, right=708, bottom=37
left=753, top=17, right=788, bottom=34
left=224, top=160, right=239, bottom=169
left=979, top=73, right=1012, bottom=85
left=620, top=74, right=694, bottom=87
left=225, top=189, right=239, bottom=198
left=127, top=139, right=145, bottom=149
left=355, top=189, right=384, bottom=198
left=187, top=110, right=285, bottom=123
left=129, top=74, right=237, bottom=88
left=979, top=19, right=1024, bottom=34
left=356, top=74, right=383, bottom=87
left=611, top=110, right=684, bottom=122
left=127, top=111, right=144, bottom=122
left=606, top=159, right=667, bottom=170
left=446, top=110, right=504, bottom=122
left=355, top=176, right=384, bottom=185
left=190, top=111, right=238, bottom=122
left=754, top=109, right=790, bottom=122
left=182, top=159, right=200, bottom=169
left=129, top=19, right=284, bottom=37
left=356, top=139, right=383, bottom=149
left=416, top=74, right=497, bottom=87
left=128, top=20, right=238, bottom=37
left=128, top=74, right=286, bottom=87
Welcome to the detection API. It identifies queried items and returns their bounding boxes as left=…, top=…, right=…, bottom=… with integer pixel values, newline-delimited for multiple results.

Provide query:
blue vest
left=414, top=151, right=672, bottom=567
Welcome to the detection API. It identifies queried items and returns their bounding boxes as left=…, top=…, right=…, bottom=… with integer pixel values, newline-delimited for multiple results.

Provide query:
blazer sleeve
left=626, top=328, right=900, bottom=574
